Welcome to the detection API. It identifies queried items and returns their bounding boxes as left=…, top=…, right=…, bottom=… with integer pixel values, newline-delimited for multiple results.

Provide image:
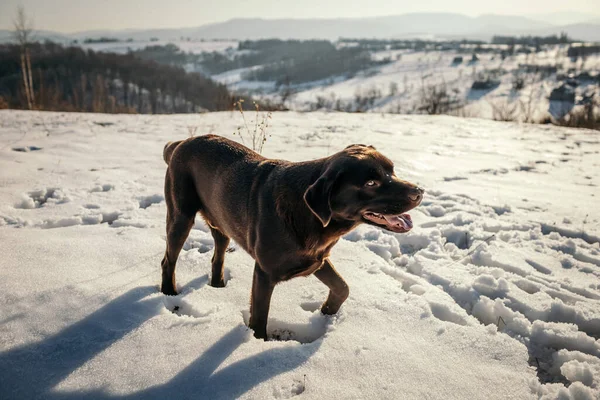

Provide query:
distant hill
left=526, top=11, right=600, bottom=26
left=1, top=13, right=599, bottom=43
left=67, top=14, right=554, bottom=41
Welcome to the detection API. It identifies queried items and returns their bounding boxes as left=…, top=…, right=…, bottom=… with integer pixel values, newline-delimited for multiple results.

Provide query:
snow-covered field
left=213, top=47, right=600, bottom=121
left=1, top=110, right=599, bottom=399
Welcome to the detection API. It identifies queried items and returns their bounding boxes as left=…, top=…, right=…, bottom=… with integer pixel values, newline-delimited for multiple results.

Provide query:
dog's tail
left=163, top=140, right=183, bottom=165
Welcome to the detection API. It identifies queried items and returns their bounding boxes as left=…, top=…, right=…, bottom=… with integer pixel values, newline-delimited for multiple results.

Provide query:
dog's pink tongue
left=383, top=213, right=413, bottom=231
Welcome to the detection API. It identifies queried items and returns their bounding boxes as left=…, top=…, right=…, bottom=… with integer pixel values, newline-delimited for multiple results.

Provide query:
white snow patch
left=1, top=110, right=599, bottom=399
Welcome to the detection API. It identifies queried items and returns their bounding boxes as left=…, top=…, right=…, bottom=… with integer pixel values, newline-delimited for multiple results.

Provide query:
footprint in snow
left=164, top=296, right=217, bottom=320
left=138, top=194, right=164, bottom=209
left=90, top=184, right=114, bottom=193
left=241, top=310, right=330, bottom=344
left=443, top=176, right=467, bottom=182
left=15, top=187, right=69, bottom=209
left=300, top=301, right=322, bottom=313
left=12, top=145, right=42, bottom=152
left=272, top=378, right=306, bottom=398
left=427, top=302, right=468, bottom=326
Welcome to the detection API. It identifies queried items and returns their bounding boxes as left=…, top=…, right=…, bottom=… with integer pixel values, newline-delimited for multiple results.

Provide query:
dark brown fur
left=161, top=134, right=423, bottom=339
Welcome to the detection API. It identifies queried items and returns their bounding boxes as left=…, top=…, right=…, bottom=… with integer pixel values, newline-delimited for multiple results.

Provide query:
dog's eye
left=365, top=180, right=378, bottom=187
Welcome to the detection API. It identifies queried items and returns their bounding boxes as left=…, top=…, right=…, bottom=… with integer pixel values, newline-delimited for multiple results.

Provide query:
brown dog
left=161, top=134, right=423, bottom=339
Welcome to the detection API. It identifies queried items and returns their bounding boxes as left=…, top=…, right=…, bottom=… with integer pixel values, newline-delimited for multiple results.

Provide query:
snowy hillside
left=217, top=47, right=600, bottom=122
left=1, top=110, right=599, bottom=399
left=32, top=37, right=599, bottom=124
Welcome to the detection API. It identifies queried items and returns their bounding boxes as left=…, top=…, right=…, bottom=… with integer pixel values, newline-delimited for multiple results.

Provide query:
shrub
left=490, top=99, right=518, bottom=122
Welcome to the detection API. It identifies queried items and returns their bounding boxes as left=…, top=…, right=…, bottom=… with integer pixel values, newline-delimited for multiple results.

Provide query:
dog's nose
left=408, top=187, right=424, bottom=203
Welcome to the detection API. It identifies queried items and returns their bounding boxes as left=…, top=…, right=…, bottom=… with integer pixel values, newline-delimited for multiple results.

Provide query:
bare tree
left=418, top=74, right=462, bottom=115
left=489, top=99, right=517, bottom=121
left=554, top=94, right=599, bottom=130
left=279, top=77, right=294, bottom=110
left=13, top=6, right=34, bottom=46
left=13, top=6, right=35, bottom=109
left=580, top=52, right=588, bottom=72
left=519, top=73, right=542, bottom=123
left=389, top=81, right=398, bottom=96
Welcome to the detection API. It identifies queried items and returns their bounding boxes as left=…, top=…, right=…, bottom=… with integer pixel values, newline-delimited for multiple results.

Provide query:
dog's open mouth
left=362, top=212, right=413, bottom=233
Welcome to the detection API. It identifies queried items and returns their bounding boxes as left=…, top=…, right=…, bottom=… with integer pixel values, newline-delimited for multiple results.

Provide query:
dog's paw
left=252, top=329, right=268, bottom=341
left=160, top=286, right=178, bottom=296
left=209, top=279, right=226, bottom=288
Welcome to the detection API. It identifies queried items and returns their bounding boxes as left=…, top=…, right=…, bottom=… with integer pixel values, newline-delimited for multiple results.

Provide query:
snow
left=218, top=47, right=600, bottom=122
left=0, top=110, right=599, bottom=399
left=70, top=39, right=600, bottom=123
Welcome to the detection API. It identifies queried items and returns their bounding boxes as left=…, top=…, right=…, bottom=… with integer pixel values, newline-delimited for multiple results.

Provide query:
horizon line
left=1, top=10, right=597, bottom=36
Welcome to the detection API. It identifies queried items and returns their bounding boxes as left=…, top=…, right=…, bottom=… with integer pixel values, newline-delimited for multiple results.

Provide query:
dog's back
left=163, top=135, right=271, bottom=253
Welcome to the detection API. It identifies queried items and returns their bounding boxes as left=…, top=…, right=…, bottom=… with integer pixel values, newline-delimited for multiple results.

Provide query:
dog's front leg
left=249, top=262, right=275, bottom=340
left=314, top=259, right=349, bottom=315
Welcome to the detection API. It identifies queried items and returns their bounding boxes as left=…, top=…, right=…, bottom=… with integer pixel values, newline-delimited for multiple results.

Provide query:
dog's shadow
left=124, top=326, right=321, bottom=400
left=0, top=282, right=321, bottom=400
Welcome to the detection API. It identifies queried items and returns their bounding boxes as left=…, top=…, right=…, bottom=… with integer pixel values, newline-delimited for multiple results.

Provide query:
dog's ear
left=304, top=169, right=339, bottom=227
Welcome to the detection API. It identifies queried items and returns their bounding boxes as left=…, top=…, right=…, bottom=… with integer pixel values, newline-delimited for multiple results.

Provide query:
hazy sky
left=0, top=0, right=598, bottom=32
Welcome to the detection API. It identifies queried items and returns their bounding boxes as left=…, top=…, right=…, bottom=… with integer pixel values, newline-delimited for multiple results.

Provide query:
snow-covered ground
left=1, top=110, right=599, bottom=399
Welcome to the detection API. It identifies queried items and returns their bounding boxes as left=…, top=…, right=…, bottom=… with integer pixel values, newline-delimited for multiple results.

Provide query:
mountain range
left=1, top=12, right=599, bottom=43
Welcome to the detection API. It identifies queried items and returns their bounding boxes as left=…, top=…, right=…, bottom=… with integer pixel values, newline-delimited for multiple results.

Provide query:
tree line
left=197, top=39, right=384, bottom=85
left=0, top=41, right=248, bottom=113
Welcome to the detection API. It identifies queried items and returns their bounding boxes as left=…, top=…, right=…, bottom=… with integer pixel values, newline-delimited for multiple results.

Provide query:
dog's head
left=304, top=144, right=424, bottom=233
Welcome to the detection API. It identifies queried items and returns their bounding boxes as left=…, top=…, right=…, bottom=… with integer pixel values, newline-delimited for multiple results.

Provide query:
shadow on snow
left=0, top=282, right=321, bottom=399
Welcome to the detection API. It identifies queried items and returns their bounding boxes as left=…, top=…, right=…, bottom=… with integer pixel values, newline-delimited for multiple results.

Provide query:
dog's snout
left=408, top=187, right=424, bottom=203
left=407, top=192, right=421, bottom=202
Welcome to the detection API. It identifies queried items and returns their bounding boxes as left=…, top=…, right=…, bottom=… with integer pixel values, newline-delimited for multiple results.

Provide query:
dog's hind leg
left=161, top=172, right=199, bottom=296
left=249, top=262, right=275, bottom=340
left=161, top=212, right=195, bottom=295
left=209, top=227, right=230, bottom=287
left=314, top=259, right=349, bottom=315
